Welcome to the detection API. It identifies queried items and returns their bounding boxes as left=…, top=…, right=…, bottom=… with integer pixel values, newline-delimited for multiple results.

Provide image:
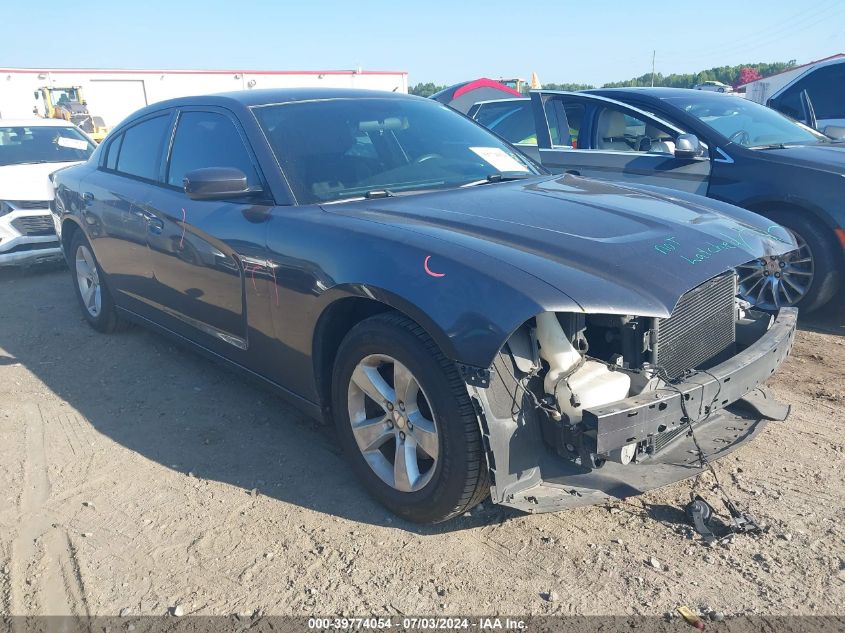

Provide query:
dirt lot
left=0, top=263, right=843, bottom=619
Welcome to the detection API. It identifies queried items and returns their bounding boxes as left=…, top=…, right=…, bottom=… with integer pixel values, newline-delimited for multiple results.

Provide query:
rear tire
left=331, top=312, right=489, bottom=523
left=69, top=231, right=128, bottom=333
left=767, top=211, right=843, bottom=312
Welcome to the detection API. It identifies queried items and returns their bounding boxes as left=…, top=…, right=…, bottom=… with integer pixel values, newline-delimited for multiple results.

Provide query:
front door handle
left=147, top=217, right=164, bottom=234
left=82, top=192, right=94, bottom=206
left=565, top=169, right=581, bottom=176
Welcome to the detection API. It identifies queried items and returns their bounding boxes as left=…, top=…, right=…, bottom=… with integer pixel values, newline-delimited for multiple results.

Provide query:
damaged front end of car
left=467, top=270, right=797, bottom=513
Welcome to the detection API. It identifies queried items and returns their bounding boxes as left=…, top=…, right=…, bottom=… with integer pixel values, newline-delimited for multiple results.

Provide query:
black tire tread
left=373, top=312, right=490, bottom=522
left=339, top=311, right=490, bottom=523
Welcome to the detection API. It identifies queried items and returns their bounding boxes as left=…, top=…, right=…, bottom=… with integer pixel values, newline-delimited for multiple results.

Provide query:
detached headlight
left=0, top=201, right=14, bottom=217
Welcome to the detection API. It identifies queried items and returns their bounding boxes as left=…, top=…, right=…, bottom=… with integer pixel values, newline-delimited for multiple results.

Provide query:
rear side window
left=472, top=100, right=537, bottom=145
left=167, top=111, right=259, bottom=188
left=114, top=115, right=171, bottom=181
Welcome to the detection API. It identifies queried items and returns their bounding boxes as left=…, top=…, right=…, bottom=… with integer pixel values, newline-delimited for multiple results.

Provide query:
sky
left=2, top=0, right=843, bottom=87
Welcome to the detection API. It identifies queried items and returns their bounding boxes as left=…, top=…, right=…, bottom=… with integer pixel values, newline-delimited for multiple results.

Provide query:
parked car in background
left=0, top=119, right=96, bottom=266
left=51, top=89, right=797, bottom=523
left=763, top=56, right=845, bottom=136
left=469, top=88, right=845, bottom=311
left=694, top=80, right=733, bottom=93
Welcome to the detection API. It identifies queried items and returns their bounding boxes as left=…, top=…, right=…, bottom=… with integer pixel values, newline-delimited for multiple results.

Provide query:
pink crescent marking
left=244, top=264, right=258, bottom=290
left=424, top=255, right=446, bottom=278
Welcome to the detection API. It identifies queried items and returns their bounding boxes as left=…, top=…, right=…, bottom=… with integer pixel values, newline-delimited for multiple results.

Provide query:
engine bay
left=503, top=274, right=779, bottom=471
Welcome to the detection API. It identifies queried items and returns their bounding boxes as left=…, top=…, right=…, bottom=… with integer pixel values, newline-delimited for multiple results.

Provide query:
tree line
left=409, top=61, right=797, bottom=97
left=601, top=60, right=796, bottom=89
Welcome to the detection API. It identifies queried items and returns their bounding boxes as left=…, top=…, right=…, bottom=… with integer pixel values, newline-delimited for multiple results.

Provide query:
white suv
left=0, top=119, right=95, bottom=265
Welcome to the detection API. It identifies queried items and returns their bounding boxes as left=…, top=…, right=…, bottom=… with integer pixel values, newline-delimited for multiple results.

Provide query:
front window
left=594, top=105, right=677, bottom=153
left=253, top=98, right=541, bottom=204
left=167, top=111, right=260, bottom=188
left=665, top=95, right=827, bottom=148
left=0, top=125, right=95, bottom=166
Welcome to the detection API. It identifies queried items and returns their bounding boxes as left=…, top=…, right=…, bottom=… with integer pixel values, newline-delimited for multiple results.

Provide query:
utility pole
left=651, top=50, right=656, bottom=87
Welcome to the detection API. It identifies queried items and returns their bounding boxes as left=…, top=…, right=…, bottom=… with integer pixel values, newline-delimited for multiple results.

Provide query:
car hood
left=323, top=175, right=796, bottom=317
left=0, top=161, right=81, bottom=201
left=751, top=142, right=845, bottom=173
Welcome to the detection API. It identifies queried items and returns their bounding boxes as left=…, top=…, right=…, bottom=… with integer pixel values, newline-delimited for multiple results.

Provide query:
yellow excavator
left=34, top=86, right=109, bottom=143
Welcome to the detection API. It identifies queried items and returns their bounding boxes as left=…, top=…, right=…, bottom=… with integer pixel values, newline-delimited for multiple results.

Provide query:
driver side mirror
left=674, top=134, right=705, bottom=160
left=183, top=167, right=262, bottom=201
left=823, top=125, right=845, bottom=141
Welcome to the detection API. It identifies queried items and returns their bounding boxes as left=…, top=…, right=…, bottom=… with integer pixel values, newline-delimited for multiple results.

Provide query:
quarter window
left=167, top=111, right=259, bottom=188
left=563, top=103, right=585, bottom=147
left=105, top=134, right=123, bottom=171
left=114, top=115, right=171, bottom=181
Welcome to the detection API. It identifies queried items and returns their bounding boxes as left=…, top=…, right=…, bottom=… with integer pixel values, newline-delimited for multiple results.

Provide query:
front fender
left=303, top=214, right=580, bottom=369
left=313, top=255, right=575, bottom=370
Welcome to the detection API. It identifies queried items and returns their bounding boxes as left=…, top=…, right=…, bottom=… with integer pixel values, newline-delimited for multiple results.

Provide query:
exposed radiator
left=11, top=215, right=56, bottom=237
left=653, top=272, right=737, bottom=380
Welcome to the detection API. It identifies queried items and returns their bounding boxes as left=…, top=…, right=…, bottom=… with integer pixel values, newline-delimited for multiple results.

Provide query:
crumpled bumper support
left=470, top=308, right=797, bottom=514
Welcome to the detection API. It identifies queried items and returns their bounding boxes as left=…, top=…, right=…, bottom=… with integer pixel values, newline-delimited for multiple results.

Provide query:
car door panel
left=144, top=191, right=265, bottom=352
left=538, top=148, right=711, bottom=195
left=79, top=169, right=156, bottom=312
left=143, top=107, right=272, bottom=358
left=530, top=92, right=712, bottom=195
left=79, top=112, right=175, bottom=315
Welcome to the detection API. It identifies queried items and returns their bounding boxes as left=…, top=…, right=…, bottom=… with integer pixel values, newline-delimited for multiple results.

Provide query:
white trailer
left=0, top=67, right=408, bottom=128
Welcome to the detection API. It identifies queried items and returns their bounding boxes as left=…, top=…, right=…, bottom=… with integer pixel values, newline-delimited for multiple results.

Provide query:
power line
left=663, top=0, right=843, bottom=62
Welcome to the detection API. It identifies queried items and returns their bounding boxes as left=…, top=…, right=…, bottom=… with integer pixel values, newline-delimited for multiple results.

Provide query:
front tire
left=331, top=313, right=489, bottom=523
left=751, top=212, right=843, bottom=312
left=69, top=231, right=128, bottom=333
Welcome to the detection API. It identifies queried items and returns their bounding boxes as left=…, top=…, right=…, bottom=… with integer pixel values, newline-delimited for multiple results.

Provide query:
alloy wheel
left=347, top=354, right=440, bottom=493
left=75, top=244, right=102, bottom=317
left=736, top=230, right=814, bottom=310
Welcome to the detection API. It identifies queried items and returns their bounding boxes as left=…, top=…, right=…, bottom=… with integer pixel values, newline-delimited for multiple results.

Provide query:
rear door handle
left=565, top=170, right=581, bottom=176
left=82, top=192, right=94, bottom=206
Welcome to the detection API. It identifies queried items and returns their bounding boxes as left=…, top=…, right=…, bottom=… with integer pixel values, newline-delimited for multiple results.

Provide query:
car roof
left=586, top=87, right=743, bottom=101
left=136, top=87, right=420, bottom=111
left=0, top=118, right=84, bottom=127
left=110, top=88, right=428, bottom=132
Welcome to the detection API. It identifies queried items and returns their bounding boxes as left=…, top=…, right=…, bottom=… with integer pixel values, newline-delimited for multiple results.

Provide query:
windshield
left=51, top=88, right=80, bottom=104
left=0, top=125, right=95, bottom=166
left=253, top=97, right=541, bottom=204
left=665, top=95, right=828, bottom=148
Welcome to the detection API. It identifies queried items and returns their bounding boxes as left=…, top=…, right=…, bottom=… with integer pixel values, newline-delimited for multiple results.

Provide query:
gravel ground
left=0, top=263, right=843, bottom=619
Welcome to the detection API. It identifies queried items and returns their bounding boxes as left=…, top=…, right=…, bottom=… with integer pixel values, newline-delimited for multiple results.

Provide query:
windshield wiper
left=461, top=173, right=531, bottom=187
left=750, top=143, right=789, bottom=150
